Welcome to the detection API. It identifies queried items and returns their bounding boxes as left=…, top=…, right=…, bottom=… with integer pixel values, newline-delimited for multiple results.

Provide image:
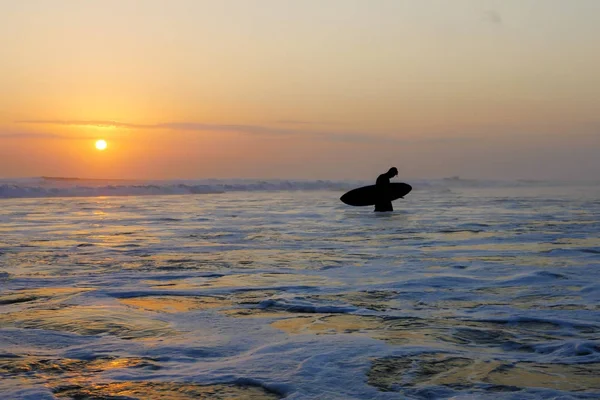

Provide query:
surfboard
left=340, top=183, right=412, bottom=206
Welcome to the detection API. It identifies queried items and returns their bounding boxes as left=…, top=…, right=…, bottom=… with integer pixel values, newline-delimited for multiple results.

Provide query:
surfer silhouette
left=374, top=167, right=398, bottom=212
left=340, top=167, right=410, bottom=208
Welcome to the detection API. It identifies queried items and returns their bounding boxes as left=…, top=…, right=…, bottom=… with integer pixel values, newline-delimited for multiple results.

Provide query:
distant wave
left=413, top=177, right=599, bottom=190
left=0, top=179, right=358, bottom=199
left=0, top=177, right=596, bottom=199
left=41, top=176, right=88, bottom=181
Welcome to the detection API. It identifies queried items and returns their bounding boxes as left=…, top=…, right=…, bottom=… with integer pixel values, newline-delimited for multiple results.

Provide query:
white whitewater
left=1, top=182, right=599, bottom=399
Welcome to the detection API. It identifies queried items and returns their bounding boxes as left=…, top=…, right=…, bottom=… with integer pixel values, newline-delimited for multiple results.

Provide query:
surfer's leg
left=374, top=201, right=393, bottom=212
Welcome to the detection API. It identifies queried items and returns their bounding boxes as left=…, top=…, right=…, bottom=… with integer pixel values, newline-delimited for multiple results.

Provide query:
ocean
left=1, top=178, right=599, bottom=399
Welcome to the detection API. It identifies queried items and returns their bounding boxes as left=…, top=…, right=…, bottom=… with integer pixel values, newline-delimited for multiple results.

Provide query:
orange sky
left=1, top=1, right=599, bottom=180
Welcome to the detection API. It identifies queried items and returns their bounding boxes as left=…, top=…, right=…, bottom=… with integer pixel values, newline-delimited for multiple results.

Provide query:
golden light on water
left=95, top=140, right=107, bottom=150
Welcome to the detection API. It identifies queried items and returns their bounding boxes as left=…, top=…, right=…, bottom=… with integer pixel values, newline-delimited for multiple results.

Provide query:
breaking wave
left=0, top=177, right=357, bottom=198
left=0, top=176, right=596, bottom=199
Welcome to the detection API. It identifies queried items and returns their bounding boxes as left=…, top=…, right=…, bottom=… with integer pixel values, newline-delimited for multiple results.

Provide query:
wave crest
left=0, top=178, right=355, bottom=198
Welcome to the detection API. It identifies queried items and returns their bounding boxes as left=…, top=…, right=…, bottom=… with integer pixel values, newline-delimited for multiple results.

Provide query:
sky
left=1, top=0, right=599, bottom=180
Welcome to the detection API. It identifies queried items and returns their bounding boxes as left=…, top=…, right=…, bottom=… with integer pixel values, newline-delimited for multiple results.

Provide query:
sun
left=95, top=139, right=107, bottom=151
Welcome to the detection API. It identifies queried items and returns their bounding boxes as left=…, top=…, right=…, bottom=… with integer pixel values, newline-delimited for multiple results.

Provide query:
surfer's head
left=387, top=167, right=398, bottom=177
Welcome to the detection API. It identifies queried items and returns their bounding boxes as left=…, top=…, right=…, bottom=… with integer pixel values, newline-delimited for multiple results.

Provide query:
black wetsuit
left=374, top=173, right=393, bottom=212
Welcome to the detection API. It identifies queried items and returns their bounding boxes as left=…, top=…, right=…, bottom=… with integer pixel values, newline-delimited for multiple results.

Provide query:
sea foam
left=1, top=176, right=596, bottom=199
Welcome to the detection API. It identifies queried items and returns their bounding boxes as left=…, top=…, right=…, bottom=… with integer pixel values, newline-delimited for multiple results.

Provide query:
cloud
left=0, top=131, right=93, bottom=140
left=17, top=120, right=151, bottom=129
left=15, top=119, right=477, bottom=145
left=158, top=122, right=300, bottom=136
left=17, top=119, right=388, bottom=142
left=19, top=119, right=303, bottom=135
left=482, top=10, right=502, bottom=25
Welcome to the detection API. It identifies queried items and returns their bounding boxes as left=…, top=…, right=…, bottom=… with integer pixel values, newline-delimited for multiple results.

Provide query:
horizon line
left=0, top=175, right=597, bottom=184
